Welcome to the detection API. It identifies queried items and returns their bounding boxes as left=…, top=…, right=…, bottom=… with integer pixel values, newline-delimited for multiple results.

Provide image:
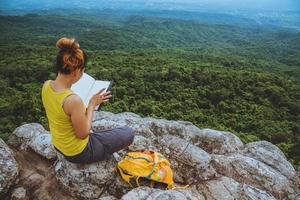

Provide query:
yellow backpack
left=116, top=150, right=175, bottom=189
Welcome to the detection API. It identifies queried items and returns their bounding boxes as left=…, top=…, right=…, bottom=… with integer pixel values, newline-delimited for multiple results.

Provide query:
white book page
left=70, top=73, right=95, bottom=107
left=86, top=80, right=111, bottom=110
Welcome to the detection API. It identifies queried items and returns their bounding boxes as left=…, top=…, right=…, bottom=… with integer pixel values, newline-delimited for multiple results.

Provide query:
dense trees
left=0, top=12, right=299, bottom=168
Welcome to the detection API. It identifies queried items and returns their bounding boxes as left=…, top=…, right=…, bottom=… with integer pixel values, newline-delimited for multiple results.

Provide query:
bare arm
left=63, top=89, right=112, bottom=139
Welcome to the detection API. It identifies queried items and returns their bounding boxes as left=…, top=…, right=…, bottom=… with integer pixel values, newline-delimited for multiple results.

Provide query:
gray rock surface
left=29, top=133, right=56, bottom=159
left=160, top=135, right=217, bottom=183
left=7, top=123, right=45, bottom=149
left=54, top=151, right=117, bottom=199
left=11, top=187, right=27, bottom=200
left=242, top=140, right=297, bottom=180
left=1, top=111, right=299, bottom=200
left=128, top=135, right=158, bottom=152
left=93, top=111, right=244, bottom=154
left=211, top=154, right=297, bottom=199
left=121, top=186, right=205, bottom=200
left=197, top=176, right=276, bottom=200
left=7, top=123, right=56, bottom=159
left=98, top=195, right=118, bottom=200
left=0, top=138, right=19, bottom=196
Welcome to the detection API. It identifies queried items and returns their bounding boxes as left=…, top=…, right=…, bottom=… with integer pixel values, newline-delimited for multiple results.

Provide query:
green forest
left=0, top=11, right=299, bottom=168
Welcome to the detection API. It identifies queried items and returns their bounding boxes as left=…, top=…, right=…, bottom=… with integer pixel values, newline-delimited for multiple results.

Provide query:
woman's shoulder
left=65, top=93, right=81, bottom=103
left=42, top=80, right=50, bottom=92
left=43, top=80, right=51, bottom=87
left=63, top=93, right=85, bottom=114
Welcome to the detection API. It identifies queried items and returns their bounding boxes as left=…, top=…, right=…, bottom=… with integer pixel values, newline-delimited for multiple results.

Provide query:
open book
left=71, top=73, right=113, bottom=111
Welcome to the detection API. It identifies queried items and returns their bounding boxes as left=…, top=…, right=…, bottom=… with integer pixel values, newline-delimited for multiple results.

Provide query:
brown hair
left=55, top=37, right=87, bottom=74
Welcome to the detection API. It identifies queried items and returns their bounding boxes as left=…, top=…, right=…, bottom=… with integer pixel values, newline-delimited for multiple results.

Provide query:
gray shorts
left=54, top=126, right=135, bottom=164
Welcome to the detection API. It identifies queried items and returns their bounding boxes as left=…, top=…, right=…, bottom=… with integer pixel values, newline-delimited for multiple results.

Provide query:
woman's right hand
left=88, top=88, right=112, bottom=108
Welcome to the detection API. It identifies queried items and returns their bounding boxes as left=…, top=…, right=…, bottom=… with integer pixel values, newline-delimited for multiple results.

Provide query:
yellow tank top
left=41, top=80, right=89, bottom=156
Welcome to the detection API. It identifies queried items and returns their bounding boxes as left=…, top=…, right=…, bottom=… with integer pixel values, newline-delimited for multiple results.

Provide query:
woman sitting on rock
left=41, top=37, right=134, bottom=164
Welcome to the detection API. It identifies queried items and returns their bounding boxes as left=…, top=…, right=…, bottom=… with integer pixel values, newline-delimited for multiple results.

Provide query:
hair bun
left=55, top=37, right=85, bottom=74
left=56, top=37, right=80, bottom=52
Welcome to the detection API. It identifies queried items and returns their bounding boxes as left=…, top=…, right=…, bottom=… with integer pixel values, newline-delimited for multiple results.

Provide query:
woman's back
left=42, top=80, right=89, bottom=156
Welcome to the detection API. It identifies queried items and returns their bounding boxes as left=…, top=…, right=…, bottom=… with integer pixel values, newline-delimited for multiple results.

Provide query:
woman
left=41, top=37, right=134, bottom=164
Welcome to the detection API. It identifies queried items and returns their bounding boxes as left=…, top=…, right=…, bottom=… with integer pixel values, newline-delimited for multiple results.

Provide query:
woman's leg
left=55, top=141, right=97, bottom=164
left=92, top=126, right=135, bottom=156
left=58, top=126, right=134, bottom=164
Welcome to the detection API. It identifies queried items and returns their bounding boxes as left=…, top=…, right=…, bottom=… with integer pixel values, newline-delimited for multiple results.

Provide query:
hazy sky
left=1, top=0, right=299, bottom=11
left=140, top=0, right=300, bottom=11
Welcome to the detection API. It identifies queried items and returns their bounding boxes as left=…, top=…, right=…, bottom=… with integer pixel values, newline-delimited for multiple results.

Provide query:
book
left=71, top=73, right=113, bottom=111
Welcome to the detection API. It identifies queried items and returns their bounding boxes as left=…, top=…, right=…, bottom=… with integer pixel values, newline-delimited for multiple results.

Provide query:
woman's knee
left=121, top=126, right=135, bottom=144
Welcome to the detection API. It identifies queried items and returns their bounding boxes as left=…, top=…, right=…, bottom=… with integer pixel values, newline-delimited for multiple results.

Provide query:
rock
left=197, top=176, right=276, bottom=200
left=92, top=112, right=154, bottom=138
left=186, top=128, right=244, bottom=154
left=7, top=123, right=46, bottom=149
left=146, top=119, right=244, bottom=154
left=7, top=146, right=75, bottom=200
left=92, top=112, right=244, bottom=154
left=160, top=135, right=216, bottom=183
left=211, top=154, right=297, bottom=199
left=121, top=187, right=152, bottom=200
left=0, top=138, right=19, bottom=196
left=93, top=111, right=142, bottom=122
left=54, top=151, right=117, bottom=200
left=23, top=173, right=45, bottom=192
left=98, top=195, right=118, bottom=200
left=242, top=140, right=297, bottom=180
left=121, top=186, right=204, bottom=200
left=162, top=135, right=211, bottom=169
left=7, top=123, right=56, bottom=159
left=92, top=112, right=141, bottom=131
left=128, top=135, right=158, bottom=152
left=11, top=187, right=27, bottom=200
left=29, top=133, right=56, bottom=159
left=5, top=111, right=299, bottom=200
left=105, top=175, right=132, bottom=199
left=242, top=184, right=277, bottom=200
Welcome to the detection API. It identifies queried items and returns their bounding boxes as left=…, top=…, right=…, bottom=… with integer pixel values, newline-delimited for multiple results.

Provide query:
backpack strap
left=170, top=184, right=190, bottom=190
left=146, top=152, right=158, bottom=179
